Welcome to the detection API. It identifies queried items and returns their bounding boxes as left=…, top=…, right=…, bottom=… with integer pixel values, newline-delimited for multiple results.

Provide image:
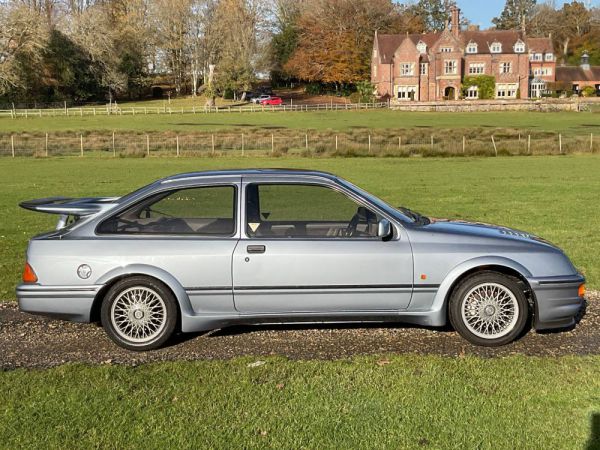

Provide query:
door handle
left=247, top=245, right=266, bottom=254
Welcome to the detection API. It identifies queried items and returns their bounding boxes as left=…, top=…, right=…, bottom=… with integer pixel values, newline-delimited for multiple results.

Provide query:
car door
left=95, top=180, right=240, bottom=315
left=232, top=178, right=414, bottom=314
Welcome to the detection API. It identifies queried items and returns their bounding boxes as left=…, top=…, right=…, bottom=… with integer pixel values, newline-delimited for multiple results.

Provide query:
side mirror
left=377, top=218, right=392, bottom=239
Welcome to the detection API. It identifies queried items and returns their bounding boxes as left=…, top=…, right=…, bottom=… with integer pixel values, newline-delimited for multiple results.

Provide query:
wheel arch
left=90, top=264, right=193, bottom=323
left=431, top=257, right=534, bottom=322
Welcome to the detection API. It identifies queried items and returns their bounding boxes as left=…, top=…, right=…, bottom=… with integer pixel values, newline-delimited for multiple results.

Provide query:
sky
left=457, top=0, right=600, bottom=29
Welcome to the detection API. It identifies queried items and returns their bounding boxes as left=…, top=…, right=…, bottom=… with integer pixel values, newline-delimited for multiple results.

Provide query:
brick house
left=371, top=6, right=556, bottom=101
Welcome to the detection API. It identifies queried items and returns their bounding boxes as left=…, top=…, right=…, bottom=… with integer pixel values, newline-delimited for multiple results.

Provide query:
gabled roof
left=374, top=30, right=554, bottom=61
left=526, top=37, right=554, bottom=54
left=556, top=66, right=600, bottom=83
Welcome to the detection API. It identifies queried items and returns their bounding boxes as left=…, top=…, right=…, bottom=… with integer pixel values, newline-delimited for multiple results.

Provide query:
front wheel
left=449, top=271, right=529, bottom=346
left=101, top=276, right=178, bottom=351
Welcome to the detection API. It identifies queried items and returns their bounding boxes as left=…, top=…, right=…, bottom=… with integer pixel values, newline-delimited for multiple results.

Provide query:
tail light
left=22, top=262, right=38, bottom=283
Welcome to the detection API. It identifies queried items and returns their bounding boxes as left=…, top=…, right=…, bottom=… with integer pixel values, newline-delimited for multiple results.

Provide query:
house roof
left=556, top=66, right=600, bottom=83
left=375, top=30, right=554, bottom=62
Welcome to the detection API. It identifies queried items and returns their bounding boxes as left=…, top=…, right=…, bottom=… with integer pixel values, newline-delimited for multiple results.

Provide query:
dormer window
left=530, top=53, right=543, bottom=61
left=491, top=42, right=502, bottom=53
left=441, top=47, right=453, bottom=53
left=466, top=43, right=478, bottom=54
left=545, top=53, right=554, bottom=61
left=417, top=41, right=427, bottom=54
left=514, top=41, right=525, bottom=53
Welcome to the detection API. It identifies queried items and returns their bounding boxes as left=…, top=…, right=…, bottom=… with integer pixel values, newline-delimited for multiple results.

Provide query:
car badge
left=77, top=264, right=92, bottom=279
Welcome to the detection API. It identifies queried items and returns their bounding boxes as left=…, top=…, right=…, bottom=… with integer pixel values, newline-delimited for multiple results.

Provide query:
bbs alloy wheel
left=101, top=276, right=177, bottom=351
left=449, top=271, right=529, bottom=347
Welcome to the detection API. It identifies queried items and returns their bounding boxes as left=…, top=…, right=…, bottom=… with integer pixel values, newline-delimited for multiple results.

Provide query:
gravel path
left=1, top=292, right=598, bottom=370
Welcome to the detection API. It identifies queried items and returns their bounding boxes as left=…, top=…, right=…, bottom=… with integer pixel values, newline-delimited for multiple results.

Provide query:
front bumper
left=528, top=274, right=585, bottom=330
left=16, top=284, right=100, bottom=323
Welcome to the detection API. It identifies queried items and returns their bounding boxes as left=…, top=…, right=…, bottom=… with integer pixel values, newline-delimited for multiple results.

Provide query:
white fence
left=0, top=102, right=389, bottom=118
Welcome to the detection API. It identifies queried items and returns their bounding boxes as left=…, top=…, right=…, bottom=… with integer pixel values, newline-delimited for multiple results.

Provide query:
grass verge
left=1, top=356, right=599, bottom=449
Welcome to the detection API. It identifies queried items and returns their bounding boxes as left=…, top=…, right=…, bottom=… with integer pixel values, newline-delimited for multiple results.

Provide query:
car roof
left=160, top=168, right=338, bottom=184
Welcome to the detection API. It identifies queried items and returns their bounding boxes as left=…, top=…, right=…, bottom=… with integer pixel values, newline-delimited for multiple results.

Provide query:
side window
left=246, top=184, right=381, bottom=238
left=98, top=185, right=236, bottom=235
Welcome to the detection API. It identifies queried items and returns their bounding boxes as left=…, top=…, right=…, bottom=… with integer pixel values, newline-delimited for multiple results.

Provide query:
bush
left=461, top=75, right=495, bottom=99
left=304, top=83, right=323, bottom=95
left=582, top=86, right=596, bottom=97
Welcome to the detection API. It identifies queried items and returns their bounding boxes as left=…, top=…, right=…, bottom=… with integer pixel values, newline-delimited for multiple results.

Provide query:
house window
left=441, top=47, right=453, bottom=53
left=444, top=60, right=457, bottom=75
left=496, top=83, right=518, bottom=98
left=491, top=42, right=502, bottom=53
left=420, top=63, right=428, bottom=75
left=397, top=85, right=418, bottom=101
left=466, top=43, right=478, bottom=54
left=530, top=53, right=543, bottom=61
left=545, top=53, right=554, bottom=61
left=466, top=86, right=479, bottom=99
left=500, top=62, right=512, bottom=74
left=469, top=63, right=485, bottom=75
left=530, top=80, right=547, bottom=98
left=417, top=42, right=427, bottom=54
left=532, top=67, right=552, bottom=76
left=400, top=63, right=414, bottom=76
left=514, top=42, right=525, bottom=53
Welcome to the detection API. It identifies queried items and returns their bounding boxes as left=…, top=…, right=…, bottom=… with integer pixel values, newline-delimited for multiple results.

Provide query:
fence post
left=462, top=135, right=466, bottom=153
left=176, top=136, right=180, bottom=157
left=528, top=134, right=531, bottom=154
left=11, top=135, right=15, bottom=157
left=368, top=135, right=371, bottom=154
left=592, top=133, right=594, bottom=152
left=398, top=136, right=402, bottom=150
left=212, top=134, right=215, bottom=154
left=80, top=108, right=83, bottom=117
left=146, top=134, right=150, bottom=156
left=80, top=134, right=83, bottom=157
left=559, top=133, right=562, bottom=154
left=64, top=101, right=67, bottom=116
left=430, top=135, right=434, bottom=151
left=45, top=133, right=48, bottom=157
left=305, top=134, right=308, bottom=151
left=271, top=134, right=274, bottom=153
left=241, top=134, right=244, bottom=156
left=491, top=135, right=497, bottom=156
left=25, top=109, right=28, bottom=119
left=335, top=135, right=338, bottom=151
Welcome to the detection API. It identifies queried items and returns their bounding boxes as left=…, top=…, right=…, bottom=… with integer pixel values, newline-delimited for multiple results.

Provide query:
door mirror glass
left=378, top=218, right=392, bottom=239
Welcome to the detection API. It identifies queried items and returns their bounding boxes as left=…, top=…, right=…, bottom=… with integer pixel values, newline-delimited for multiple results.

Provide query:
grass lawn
left=0, top=109, right=598, bottom=136
left=1, top=356, right=599, bottom=449
left=2, top=155, right=600, bottom=300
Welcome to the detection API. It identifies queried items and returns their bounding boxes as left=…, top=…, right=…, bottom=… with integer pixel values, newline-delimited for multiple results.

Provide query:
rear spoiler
left=19, top=196, right=119, bottom=229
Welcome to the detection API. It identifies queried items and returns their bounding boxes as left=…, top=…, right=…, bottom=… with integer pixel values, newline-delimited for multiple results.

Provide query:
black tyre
left=448, top=271, right=529, bottom=347
left=101, top=276, right=178, bottom=351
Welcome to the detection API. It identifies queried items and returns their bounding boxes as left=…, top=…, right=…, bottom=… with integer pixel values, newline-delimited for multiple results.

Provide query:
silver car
left=17, top=169, right=585, bottom=351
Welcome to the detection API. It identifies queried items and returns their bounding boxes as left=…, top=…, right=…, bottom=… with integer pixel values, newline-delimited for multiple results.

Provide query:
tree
left=284, top=0, right=403, bottom=86
left=492, top=0, right=537, bottom=32
left=269, top=0, right=301, bottom=84
left=0, top=4, right=48, bottom=96
left=414, top=0, right=457, bottom=32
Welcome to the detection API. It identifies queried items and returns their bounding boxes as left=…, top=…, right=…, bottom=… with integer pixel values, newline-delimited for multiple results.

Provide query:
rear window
left=97, top=185, right=236, bottom=236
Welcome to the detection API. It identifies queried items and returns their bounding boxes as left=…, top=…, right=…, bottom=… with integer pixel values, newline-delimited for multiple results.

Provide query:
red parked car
left=260, top=96, right=283, bottom=106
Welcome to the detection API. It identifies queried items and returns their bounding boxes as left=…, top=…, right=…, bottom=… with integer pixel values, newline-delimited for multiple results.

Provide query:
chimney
left=581, top=52, right=590, bottom=71
left=450, top=6, right=461, bottom=37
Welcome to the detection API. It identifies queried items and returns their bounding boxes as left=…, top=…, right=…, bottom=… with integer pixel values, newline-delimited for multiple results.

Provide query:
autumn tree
left=284, top=0, right=403, bottom=87
left=0, top=4, right=48, bottom=96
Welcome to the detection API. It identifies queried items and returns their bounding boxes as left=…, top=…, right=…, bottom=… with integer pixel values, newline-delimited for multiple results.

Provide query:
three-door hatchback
left=17, top=169, right=585, bottom=351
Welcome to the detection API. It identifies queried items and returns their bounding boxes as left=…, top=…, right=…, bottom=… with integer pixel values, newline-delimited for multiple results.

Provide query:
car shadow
left=587, top=413, right=600, bottom=450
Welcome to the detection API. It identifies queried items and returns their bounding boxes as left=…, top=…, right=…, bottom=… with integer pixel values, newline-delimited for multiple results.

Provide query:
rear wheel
left=101, top=276, right=178, bottom=351
left=449, top=271, right=529, bottom=346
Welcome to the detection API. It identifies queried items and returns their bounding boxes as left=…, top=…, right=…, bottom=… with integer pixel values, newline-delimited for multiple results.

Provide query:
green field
left=0, top=109, right=598, bottom=135
left=1, top=356, right=599, bottom=449
left=2, top=155, right=600, bottom=300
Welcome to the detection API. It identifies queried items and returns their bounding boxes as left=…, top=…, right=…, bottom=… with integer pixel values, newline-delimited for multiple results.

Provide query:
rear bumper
left=528, top=274, right=585, bottom=330
left=16, top=284, right=100, bottom=323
